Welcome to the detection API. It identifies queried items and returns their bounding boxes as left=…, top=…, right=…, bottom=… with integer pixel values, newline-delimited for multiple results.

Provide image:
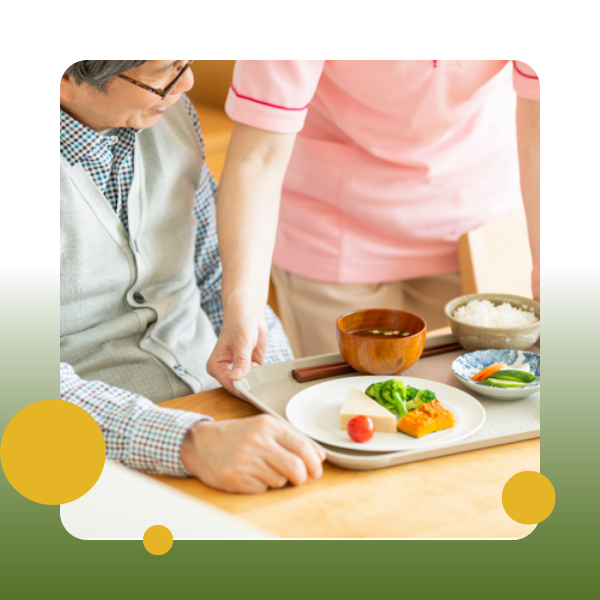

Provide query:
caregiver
left=207, top=61, right=539, bottom=392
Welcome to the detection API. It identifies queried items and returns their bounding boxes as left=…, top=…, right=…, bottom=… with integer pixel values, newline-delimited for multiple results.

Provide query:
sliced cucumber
left=480, top=378, right=527, bottom=388
left=493, top=369, right=538, bottom=383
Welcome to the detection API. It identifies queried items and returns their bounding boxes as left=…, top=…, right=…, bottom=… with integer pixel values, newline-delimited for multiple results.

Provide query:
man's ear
left=60, top=75, right=76, bottom=103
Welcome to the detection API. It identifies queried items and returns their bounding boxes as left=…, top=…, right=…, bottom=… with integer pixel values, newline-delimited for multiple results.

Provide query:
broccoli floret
left=406, top=385, right=419, bottom=401
left=368, top=380, right=437, bottom=415
left=365, top=382, right=395, bottom=413
left=416, top=389, right=436, bottom=403
left=366, top=380, right=409, bottom=419
left=365, top=383, right=385, bottom=405
left=365, top=383, right=381, bottom=399
left=406, top=389, right=436, bottom=411
left=387, top=379, right=407, bottom=401
left=381, top=380, right=409, bottom=419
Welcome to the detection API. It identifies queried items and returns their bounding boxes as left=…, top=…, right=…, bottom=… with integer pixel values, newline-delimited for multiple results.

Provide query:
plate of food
left=452, top=349, right=540, bottom=400
left=285, top=376, right=486, bottom=452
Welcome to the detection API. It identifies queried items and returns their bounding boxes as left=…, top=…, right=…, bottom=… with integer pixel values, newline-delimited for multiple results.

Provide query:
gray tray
left=234, top=335, right=540, bottom=470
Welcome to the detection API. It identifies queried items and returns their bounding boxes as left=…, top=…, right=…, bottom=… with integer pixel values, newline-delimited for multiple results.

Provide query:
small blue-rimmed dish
left=452, top=349, right=540, bottom=400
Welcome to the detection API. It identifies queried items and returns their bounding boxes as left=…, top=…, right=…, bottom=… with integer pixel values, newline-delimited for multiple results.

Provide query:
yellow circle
left=143, top=525, right=174, bottom=555
left=0, top=400, right=105, bottom=505
left=502, top=471, right=555, bottom=524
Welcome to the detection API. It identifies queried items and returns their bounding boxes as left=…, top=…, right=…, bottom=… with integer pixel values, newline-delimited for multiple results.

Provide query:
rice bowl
left=445, top=293, right=540, bottom=351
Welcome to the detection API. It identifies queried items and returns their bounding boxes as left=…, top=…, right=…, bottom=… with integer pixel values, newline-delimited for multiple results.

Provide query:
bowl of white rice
left=444, top=293, right=540, bottom=351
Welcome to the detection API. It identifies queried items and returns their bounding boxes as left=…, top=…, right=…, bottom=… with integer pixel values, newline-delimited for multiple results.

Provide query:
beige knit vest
left=60, top=100, right=219, bottom=402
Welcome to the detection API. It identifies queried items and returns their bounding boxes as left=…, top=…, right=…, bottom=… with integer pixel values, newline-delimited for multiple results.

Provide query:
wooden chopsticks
left=291, top=341, right=462, bottom=383
left=291, top=361, right=356, bottom=383
left=420, top=340, right=463, bottom=357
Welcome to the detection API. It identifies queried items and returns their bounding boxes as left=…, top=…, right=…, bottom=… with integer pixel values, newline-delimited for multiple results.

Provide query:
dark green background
left=1, top=281, right=597, bottom=599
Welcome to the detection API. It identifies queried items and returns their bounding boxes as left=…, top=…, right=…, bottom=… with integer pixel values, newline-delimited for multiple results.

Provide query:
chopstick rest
left=291, top=342, right=462, bottom=383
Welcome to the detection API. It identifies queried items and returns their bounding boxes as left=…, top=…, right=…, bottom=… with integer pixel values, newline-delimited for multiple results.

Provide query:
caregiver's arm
left=516, top=96, right=540, bottom=301
left=207, top=122, right=296, bottom=393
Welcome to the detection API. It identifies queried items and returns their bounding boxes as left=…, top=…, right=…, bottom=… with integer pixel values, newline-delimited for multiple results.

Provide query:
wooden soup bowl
left=336, top=309, right=427, bottom=376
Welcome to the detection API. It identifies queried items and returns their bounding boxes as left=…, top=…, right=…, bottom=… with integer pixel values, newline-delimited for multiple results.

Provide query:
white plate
left=285, top=375, right=486, bottom=452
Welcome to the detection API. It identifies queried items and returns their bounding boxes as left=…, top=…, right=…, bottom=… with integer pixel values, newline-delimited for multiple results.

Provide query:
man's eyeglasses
left=118, top=60, right=194, bottom=99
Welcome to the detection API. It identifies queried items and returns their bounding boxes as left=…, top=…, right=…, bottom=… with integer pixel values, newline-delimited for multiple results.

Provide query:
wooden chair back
left=458, top=213, right=533, bottom=299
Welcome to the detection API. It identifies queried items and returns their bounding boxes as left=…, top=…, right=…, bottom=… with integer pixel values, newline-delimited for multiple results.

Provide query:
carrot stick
left=471, top=362, right=507, bottom=382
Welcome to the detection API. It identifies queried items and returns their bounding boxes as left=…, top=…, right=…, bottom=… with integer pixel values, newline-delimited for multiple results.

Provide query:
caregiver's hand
left=180, top=414, right=326, bottom=494
left=206, top=310, right=267, bottom=398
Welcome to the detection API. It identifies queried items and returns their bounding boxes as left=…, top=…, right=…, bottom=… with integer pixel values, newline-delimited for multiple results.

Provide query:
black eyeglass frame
left=117, top=60, right=194, bottom=99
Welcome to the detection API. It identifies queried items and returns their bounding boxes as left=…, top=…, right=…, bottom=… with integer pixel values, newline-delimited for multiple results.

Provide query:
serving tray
left=233, top=334, right=540, bottom=470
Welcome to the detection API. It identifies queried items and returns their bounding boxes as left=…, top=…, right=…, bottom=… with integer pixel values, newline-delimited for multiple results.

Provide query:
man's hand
left=206, top=312, right=268, bottom=398
left=180, top=415, right=326, bottom=494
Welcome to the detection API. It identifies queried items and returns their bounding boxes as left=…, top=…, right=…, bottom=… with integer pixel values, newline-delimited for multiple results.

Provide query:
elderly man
left=60, top=60, right=325, bottom=493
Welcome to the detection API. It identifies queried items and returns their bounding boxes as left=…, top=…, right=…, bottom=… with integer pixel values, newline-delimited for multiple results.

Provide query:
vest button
left=133, top=292, right=145, bottom=304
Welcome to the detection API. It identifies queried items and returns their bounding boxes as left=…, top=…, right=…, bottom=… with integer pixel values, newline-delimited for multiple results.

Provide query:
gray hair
left=64, top=60, right=148, bottom=91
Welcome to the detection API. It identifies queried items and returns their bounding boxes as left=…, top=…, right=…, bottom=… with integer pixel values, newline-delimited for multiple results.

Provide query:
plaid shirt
left=60, top=96, right=293, bottom=477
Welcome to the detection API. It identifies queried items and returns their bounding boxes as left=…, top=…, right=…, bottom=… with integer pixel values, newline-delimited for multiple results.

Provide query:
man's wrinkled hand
left=180, top=415, right=326, bottom=494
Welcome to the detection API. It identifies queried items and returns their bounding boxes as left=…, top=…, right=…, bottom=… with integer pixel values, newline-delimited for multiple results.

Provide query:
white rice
left=453, top=299, right=539, bottom=328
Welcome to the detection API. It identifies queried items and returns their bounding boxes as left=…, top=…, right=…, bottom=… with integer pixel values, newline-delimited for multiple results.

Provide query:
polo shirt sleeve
left=512, top=61, right=540, bottom=101
left=225, top=60, right=326, bottom=133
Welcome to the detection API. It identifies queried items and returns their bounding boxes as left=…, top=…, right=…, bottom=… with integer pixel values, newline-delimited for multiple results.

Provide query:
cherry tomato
left=347, top=415, right=375, bottom=443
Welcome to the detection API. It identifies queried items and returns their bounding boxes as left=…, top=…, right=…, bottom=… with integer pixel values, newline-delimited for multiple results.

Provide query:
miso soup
left=349, top=328, right=411, bottom=339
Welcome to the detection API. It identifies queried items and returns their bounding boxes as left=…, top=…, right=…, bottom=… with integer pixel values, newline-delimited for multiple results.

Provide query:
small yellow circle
left=143, top=525, right=174, bottom=555
left=0, top=400, right=105, bottom=505
left=502, top=471, right=555, bottom=524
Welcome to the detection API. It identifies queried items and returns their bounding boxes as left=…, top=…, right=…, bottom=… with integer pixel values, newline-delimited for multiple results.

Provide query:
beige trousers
left=271, top=266, right=462, bottom=358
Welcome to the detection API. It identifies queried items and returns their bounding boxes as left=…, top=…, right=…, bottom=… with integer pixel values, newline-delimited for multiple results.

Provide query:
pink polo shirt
left=225, top=60, right=540, bottom=284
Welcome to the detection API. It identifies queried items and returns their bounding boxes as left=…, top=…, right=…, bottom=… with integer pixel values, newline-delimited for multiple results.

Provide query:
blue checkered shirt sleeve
left=60, top=362, right=210, bottom=476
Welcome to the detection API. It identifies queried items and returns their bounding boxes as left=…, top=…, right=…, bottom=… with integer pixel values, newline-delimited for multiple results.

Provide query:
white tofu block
left=339, top=386, right=397, bottom=433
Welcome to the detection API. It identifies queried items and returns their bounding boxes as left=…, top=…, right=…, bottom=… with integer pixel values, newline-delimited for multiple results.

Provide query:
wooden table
left=151, top=387, right=539, bottom=539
